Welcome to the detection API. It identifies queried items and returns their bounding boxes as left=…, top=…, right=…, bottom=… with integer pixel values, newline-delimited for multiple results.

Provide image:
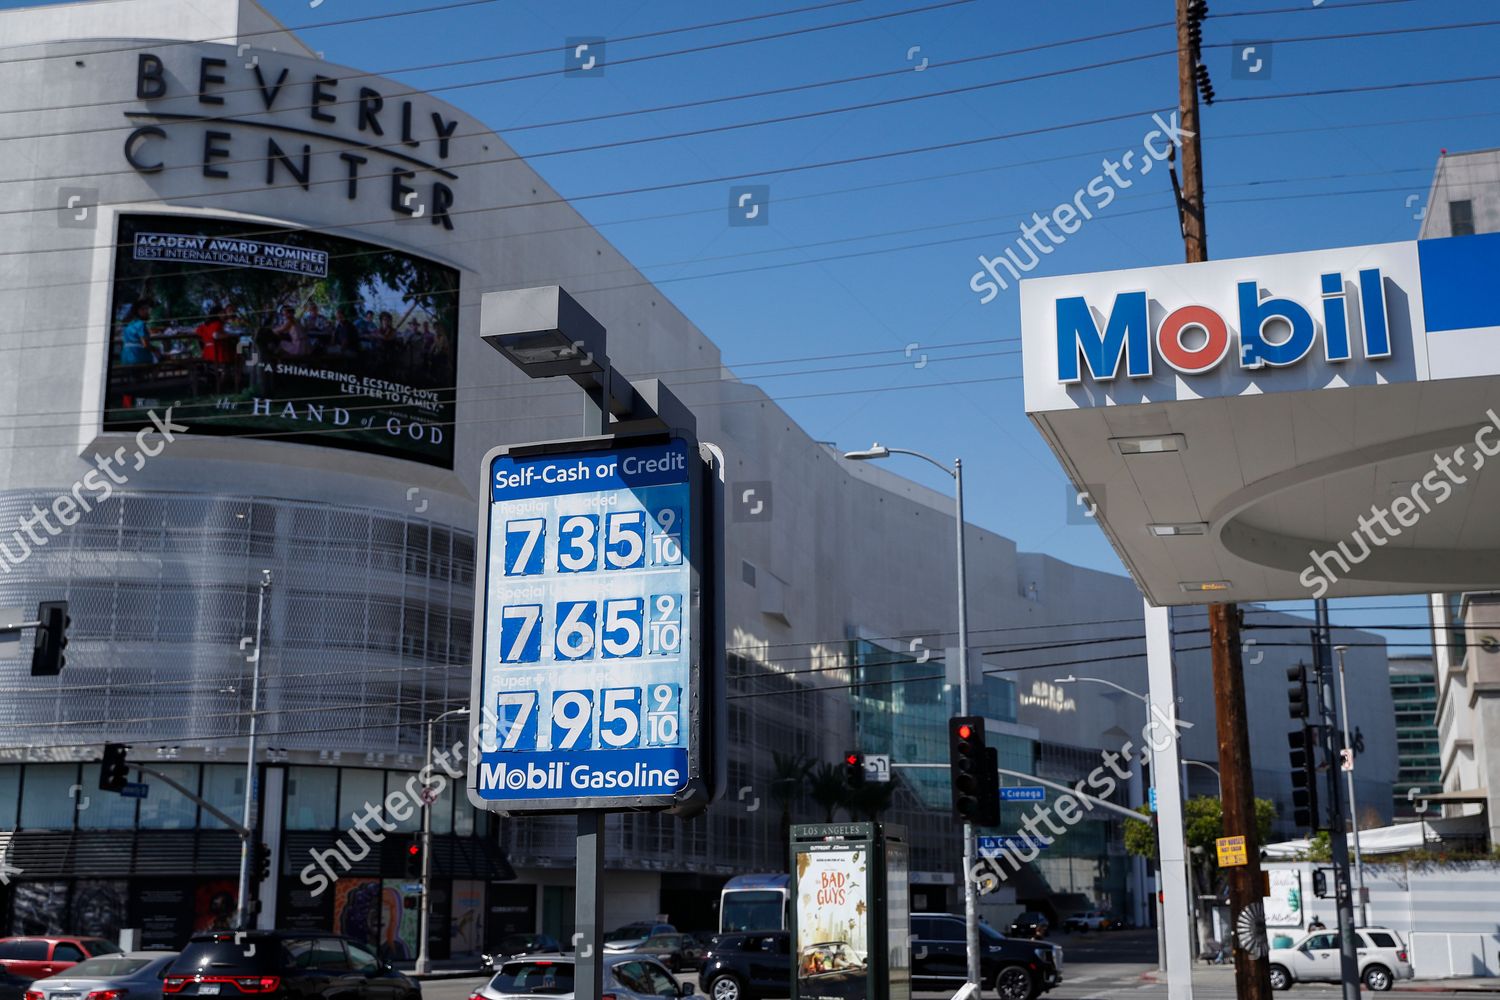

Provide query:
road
left=418, top=929, right=1500, bottom=1000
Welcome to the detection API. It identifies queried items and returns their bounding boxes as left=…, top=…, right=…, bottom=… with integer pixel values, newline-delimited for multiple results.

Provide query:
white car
left=472, top=953, right=695, bottom=1000
left=1062, top=911, right=1115, bottom=932
left=1267, top=927, right=1413, bottom=992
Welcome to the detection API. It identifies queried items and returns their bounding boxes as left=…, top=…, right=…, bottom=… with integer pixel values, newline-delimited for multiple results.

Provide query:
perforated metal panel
left=0, top=490, right=472, bottom=757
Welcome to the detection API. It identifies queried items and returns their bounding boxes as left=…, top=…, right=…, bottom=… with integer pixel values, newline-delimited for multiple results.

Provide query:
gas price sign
left=469, top=436, right=707, bottom=813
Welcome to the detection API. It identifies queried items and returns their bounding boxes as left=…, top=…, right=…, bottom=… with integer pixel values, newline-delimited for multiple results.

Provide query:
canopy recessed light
left=1180, top=580, right=1232, bottom=592
left=1111, top=434, right=1186, bottom=455
left=1150, top=523, right=1208, bottom=537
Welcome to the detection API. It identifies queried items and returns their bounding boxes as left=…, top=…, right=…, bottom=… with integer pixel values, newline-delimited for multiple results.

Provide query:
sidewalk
left=1141, top=964, right=1500, bottom=992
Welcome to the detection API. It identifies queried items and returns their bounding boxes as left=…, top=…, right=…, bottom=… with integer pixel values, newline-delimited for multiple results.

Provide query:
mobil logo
left=1055, top=267, right=1394, bottom=384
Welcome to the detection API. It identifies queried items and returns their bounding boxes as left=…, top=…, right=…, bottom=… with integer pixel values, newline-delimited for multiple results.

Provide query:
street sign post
left=468, top=434, right=720, bottom=815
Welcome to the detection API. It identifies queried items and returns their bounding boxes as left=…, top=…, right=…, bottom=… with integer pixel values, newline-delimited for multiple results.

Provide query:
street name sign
left=468, top=434, right=718, bottom=814
left=977, top=834, right=1048, bottom=854
left=120, top=782, right=150, bottom=799
left=999, top=786, right=1046, bottom=802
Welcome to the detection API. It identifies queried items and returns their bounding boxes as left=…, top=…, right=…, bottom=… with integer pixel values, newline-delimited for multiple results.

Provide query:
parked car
left=0, top=971, right=31, bottom=1000
left=698, top=932, right=790, bottom=1000
left=1267, top=927, right=1413, bottom=992
left=0, top=939, right=123, bottom=981
left=912, top=913, right=1062, bottom=1000
left=602, top=925, right=676, bottom=951
left=1061, top=911, right=1115, bottom=933
left=472, top=953, right=693, bottom=1000
left=482, top=935, right=559, bottom=971
left=1005, top=912, right=1050, bottom=939
left=26, top=952, right=179, bottom=1000
left=164, top=931, right=421, bottom=1000
left=620, top=935, right=702, bottom=973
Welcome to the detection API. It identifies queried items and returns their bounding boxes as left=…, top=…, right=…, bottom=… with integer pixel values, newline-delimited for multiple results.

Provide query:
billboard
left=794, top=844, right=869, bottom=1000
left=104, top=213, right=459, bottom=467
left=469, top=436, right=709, bottom=813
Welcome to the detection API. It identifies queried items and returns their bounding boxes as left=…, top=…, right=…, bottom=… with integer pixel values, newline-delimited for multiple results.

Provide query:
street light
left=415, top=706, right=469, bottom=975
left=842, top=441, right=979, bottom=990
left=1333, top=644, right=1368, bottom=926
left=1053, top=673, right=1149, bottom=703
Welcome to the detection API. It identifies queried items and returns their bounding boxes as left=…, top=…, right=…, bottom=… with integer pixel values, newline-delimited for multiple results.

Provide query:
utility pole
left=1313, top=605, right=1360, bottom=1000
left=1176, top=1, right=1269, bottom=996
left=236, top=568, right=271, bottom=930
left=1208, top=606, right=1270, bottom=1000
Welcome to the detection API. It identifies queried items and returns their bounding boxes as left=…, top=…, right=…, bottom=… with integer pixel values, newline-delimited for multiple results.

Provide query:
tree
left=846, top=779, right=896, bottom=821
left=1124, top=795, right=1277, bottom=954
left=807, top=763, right=847, bottom=823
left=770, top=752, right=811, bottom=869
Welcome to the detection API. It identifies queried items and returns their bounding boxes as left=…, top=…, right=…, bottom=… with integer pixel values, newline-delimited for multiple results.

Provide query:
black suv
left=912, top=914, right=1061, bottom=1000
left=699, top=931, right=790, bottom=1000
left=165, top=932, right=421, bottom=1000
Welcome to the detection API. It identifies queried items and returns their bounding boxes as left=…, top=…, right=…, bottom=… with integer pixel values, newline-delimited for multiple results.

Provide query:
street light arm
left=877, top=446, right=956, bottom=478
left=1055, top=674, right=1151, bottom=704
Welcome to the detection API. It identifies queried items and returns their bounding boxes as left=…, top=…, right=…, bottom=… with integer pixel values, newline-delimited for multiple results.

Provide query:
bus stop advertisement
left=790, top=823, right=910, bottom=1000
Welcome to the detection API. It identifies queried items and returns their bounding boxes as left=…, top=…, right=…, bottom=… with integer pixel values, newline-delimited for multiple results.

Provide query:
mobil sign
left=1020, top=234, right=1500, bottom=413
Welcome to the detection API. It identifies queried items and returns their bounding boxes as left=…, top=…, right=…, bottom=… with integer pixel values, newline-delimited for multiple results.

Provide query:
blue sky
left=11, top=0, right=1490, bottom=645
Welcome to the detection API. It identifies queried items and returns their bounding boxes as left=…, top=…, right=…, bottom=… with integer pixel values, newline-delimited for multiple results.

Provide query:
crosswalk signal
left=403, top=837, right=422, bottom=879
left=252, top=842, right=272, bottom=882
left=948, top=716, right=993, bottom=824
left=1288, top=727, right=1320, bottom=832
left=1312, top=868, right=1329, bottom=898
left=99, top=743, right=130, bottom=792
left=1287, top=662, right=1310, bottom=720
left=843, top=751, right=865, bottom=789
left=31, top=600, right=70, bottom=677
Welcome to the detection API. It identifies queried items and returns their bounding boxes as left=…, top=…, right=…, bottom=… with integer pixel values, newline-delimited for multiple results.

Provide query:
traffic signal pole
left=1313, top=603, right=1360, bottom=1000
left=952, top=459, right=981, bottom=993
left=237, top=569, right=271, bottom=930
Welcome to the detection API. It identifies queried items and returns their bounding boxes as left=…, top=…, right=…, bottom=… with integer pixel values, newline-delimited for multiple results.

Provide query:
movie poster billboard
left=104, top=213, right=459, bottom=468
left=795, top=845, right=869, bottom=1000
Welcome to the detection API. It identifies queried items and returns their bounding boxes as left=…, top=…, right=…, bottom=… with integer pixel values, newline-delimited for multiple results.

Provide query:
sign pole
left=236, top=569, right=270, bottom=930
left=576, top=812, right=606, bottom=1000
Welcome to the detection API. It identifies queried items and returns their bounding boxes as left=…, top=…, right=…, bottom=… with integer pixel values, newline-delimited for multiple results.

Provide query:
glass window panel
left=139, top=762, right=200, bottom=829
left=386, top=772, right=420, bottom=834
left=430, top=780, right=453, bottom=836
left=285, top=767, right=336, bottom=831
left=21, top=763, right=81, bottom=830
left=452, top=786, right=475, bottom=837
left=201, top=765, right=247, bottom=830
left=0, top=765, right=19, bottom=828
left=338, top=769, right=384, bottom=830
left=79, top=763, right=138, bottom=829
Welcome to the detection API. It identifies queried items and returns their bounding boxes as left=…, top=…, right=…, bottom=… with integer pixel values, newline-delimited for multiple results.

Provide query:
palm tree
left=770, top=751, right=811, bottom=868
left=807, top=762, right=848, bottom=822
left=846, top=778, right=896, bottom=821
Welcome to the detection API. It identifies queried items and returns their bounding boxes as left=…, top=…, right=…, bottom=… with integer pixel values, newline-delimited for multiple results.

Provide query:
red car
left=0, top=938, right=121, bottom=980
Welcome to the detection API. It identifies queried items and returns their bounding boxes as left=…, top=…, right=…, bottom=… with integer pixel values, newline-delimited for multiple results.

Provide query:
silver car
left=27, top=952, right=180, bottom=1000
left=474, top=953, right=694, bottom=1000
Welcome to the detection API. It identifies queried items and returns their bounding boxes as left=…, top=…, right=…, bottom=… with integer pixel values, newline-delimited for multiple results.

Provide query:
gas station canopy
left=1021, top=234, right=1500, bottom=605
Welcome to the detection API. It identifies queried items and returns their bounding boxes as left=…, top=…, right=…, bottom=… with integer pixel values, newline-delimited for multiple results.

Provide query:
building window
left=19, top=763, right=80, bottom=830
left=201, top=764, right=247, bottom=830
left=285, top=766, right=337, bottom=830
left=138, top=762, right=200, bottom=829
left=338, top=768, right=384, bottom=829
left=1450, top=199, right=1475, bottom=237
left=386, top=771, right=421, bottom=833
left=0, top=766, right=18, bottom=828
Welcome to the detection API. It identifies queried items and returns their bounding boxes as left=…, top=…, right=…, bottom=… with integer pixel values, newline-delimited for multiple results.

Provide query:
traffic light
left=252, top=842, right=272, bottom=882
left=1287, top=663, right=1310, bottom=720
left=403, top=837, right=422, bottom=879
left=31, top=600, right=69, bottom=676
left=1288, top=727, right=1320, bottom=832
left=978, top=746, right=1001, bottom=828
left=1312, top=868, right=1329, bottom=898
left=99, top=743, right=130, bottom=792
left=843, top=751, right=865, bottom=790
left=948, top=716, right=990, bottom=824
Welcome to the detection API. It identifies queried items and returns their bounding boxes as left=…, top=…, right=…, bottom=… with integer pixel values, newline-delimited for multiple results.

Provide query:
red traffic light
left=845, top=753, right=859, bottom=766
left=957, top=724, right=972, bottom=740
left=407, top=843, right=420, bottom=856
